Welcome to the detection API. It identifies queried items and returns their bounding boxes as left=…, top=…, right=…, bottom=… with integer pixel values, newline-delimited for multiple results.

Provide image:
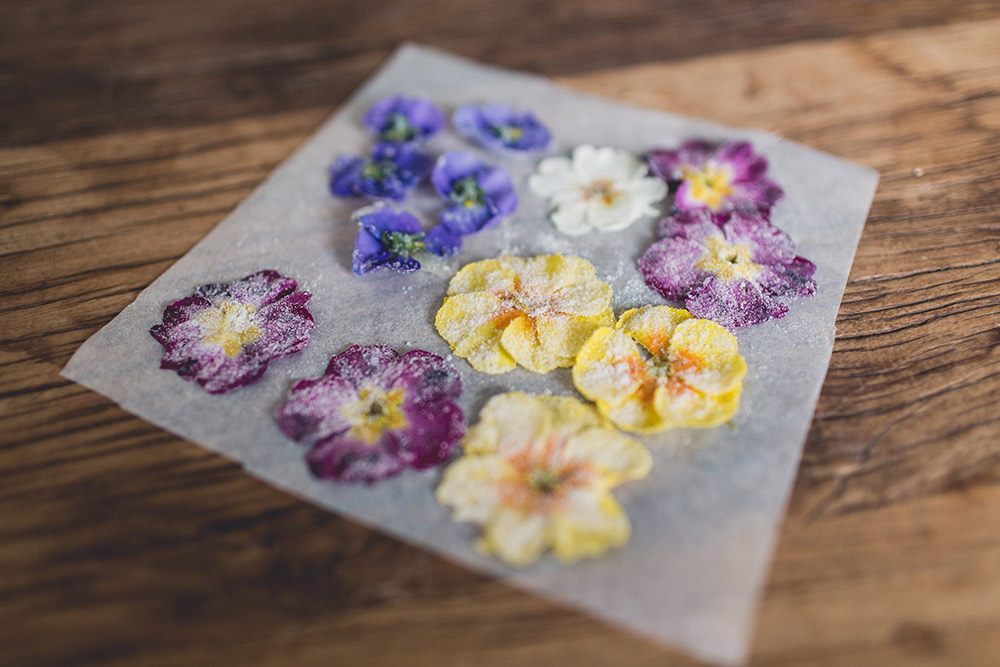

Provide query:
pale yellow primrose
left=573, top=306, right=747, bottom=433
left=436, top=392, right=651, bottom=568
left=435, top=255, right=614, bottom=374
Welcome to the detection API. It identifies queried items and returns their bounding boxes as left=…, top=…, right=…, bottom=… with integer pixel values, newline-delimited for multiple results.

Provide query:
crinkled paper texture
left=62, top=44, right=879, bottom=666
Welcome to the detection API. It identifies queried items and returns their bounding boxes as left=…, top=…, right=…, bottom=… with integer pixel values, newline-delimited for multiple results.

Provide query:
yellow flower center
left=197, top=300, right=262, bottom=357
left=342, top=385, right=408, bottom=444
left=581, top=178, right=620, bottom=206
left=682, top=162, right=734, bottom=210
left=695, top=236, right=762, bottom=282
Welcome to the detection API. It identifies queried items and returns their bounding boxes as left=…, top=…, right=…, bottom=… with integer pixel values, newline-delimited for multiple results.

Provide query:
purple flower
left=638, top=210, right=817, bottom=328
left=276, top=345, right=465, bottom=484
left=452, top=103, right=551, bottom=152
left=150, top=270, right=314, bottom=393
left=647, top=140, right=784, bottom=214
left=352, top=204, right=461, bottom=276
left=329, top=143, right=433, bottom=202
left=363, top=95, right=445, bottom=145
left=431, top=151, right=518, bottom=234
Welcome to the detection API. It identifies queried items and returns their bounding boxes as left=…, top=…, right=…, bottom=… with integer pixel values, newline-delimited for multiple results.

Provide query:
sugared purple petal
left=647, top=139, right=784, bottom=214
left=453, top=103, right=551, bottom=152
left=639, top=210, right=816, bottom=327
left=432, top=151, right=517, bottom=234
left=363, top=95, right=445, bottom=144
left=276, top=344, right=466, bottom=484
left=151, top=270, right=313, bottom=393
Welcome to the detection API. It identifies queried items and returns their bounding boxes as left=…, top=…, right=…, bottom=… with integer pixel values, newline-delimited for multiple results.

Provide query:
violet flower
left=452, top=103, right=551, bottom=152
left=647, top=140, right=784, bottom=215
left=638, top=209, right=817, bottom=328
left=363, top=95, right=445, bottom=145
left=150, top=270, right=314, bottom=393
left=276, top=345, right=465, bottom=484
left=329, top=143, right=433, bottom=202
left=352, top=204, right=461, bottom=276
left=431, top=151, right=518, bottom=235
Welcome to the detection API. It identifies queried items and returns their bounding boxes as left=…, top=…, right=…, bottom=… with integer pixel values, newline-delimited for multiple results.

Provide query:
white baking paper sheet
left=63, top=44, right=880, bottom=665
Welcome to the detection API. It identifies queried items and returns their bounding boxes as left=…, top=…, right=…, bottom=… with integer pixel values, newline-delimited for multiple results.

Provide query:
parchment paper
left=62, top=44, right=880, bottom=666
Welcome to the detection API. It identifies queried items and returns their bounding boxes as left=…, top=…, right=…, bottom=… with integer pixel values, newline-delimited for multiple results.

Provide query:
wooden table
left=3, top=2, right=999, bottom=665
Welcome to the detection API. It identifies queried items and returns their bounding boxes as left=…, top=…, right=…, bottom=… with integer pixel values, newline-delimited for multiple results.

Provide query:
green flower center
left=528, top=467, right=563, bottom=494
left=380, top=230, right=425, bottom=257
left=450, top=175, right=485, bottom=209
left=361, top=159, right=395, bottom=182
left=495, top=124, right=523, bottom=143
left=381, top=113, right=417, bottom=142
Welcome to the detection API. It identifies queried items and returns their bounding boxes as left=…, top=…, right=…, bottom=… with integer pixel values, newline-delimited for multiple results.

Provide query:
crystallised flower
left=436, top=392, right=651, bottom=567
left=646, top=139, right=783, bottom=214
left=573, top=306, right=747, bottom=433
left=329, top=143, right=433, bottom=202
left=435, top=255, right=614, bottom=374
left=351, top=204, right=461, bottom=275
left=363, top=95, right=445, bottom=145
left=431, top=151, right=518, bottom=235
left=276, top=345, right=465, bottom=483
left=150, top=270, right=314, bottom=394
left=638, top=209, right=817, bottom=328
left=452, top=103, right=551, bottom=152
left=528, top=145, right=666, bottom=235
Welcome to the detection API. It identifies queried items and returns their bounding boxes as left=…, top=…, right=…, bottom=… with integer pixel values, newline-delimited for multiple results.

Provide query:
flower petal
left=480, top=508, right=549, bottom=568
left=550, top=490, right=631, bottom=563
left=572, top=327, right=648, bottom=409
left=616, top=306, right=691, bottom=358
left=500, top=314, right=571, bottom=374
left=667, top=318, right=747, bottom=396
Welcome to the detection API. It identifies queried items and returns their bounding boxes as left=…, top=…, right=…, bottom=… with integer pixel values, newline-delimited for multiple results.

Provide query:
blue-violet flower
left=431, top=151, right=518, bottom=234
left=329, top=143, right=433, bottom=202
left=150, top=270, right=314, bottom=393
left=452, top=103, right=551, bottom=152
left=276, top=344, right=465, bottom=483
left=363, top=95, right=446, bottom=145
left=352, top=204, right=461, bottom=276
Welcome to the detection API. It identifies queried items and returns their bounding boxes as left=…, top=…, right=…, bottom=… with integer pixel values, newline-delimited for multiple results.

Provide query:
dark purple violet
left=276, top=344, right=465, bottom=484
left=647, top=140, right=784, bottom=215
left=638, top=209, right=817, bottom=328
left=431, top=151, right=518, bottom=235
left=150, top=270, right=314, bottom=393
left=452, top=103, right=551, bottom=152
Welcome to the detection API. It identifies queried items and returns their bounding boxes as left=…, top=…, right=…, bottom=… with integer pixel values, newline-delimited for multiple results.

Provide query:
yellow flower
left=572, top=306, right=747, bottom=433
left=436, top=392, right=650, bottom=567
left=435, top=255, right=614, bottom=374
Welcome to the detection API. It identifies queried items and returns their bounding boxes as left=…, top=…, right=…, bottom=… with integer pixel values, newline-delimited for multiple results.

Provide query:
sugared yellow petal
left=436, top=456, right=511, bottom=524
left=602, top=391, right=669, bottom=434
left=573, top=327, right=648, bottom=409
left=464, top=391, right=556, bottom=457
left=536, top=310, right=613, bottom=360
left=479, top=508, right=549, bottom=568
left=446, top=257, right=517, bottom=296
left=617, top=306, right=691, bottom=358
left=654, top=382, right=741, bottom=428
left=550, top=490, right=630, bottom=563
left=667, top=318, right=747, bottom=395
left=500, top=315, right=571, bottom=374
left=563, top=426, right=652, bottom=485
left=435, top=292, right=516, bottom=374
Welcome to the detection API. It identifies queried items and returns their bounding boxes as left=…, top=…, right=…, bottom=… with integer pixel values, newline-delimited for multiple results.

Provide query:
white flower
left=528, top=145, right=667, bottom=235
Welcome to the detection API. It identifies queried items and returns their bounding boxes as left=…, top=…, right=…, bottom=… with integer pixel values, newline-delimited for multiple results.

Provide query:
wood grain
left=3, top=5, right=1000, bottom=666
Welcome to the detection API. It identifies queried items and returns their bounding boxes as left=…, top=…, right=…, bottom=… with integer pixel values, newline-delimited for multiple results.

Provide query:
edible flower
left=352, top=204, right=461, bottom=275
left=431, top=150, right=518, bottom=234
left=573, top=306, right=747, bottom=433
left=528, top=145, right=666, bottom=235
left=638, top=209, right=817, bottom=327
left=363, top=95, right=445, bottom=145
left=452, top=103, right=551, bottom=152
left=276, top=345, right=465, bottom=483
left=150, top=270, right=314, bottom=394
left=436, top=392, right=651, bottom=567
left=646, top=139, right=783, bottom=214
left=329, top=143, right=433, bottom=201
left=435, top=255, right=613, bottom=374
